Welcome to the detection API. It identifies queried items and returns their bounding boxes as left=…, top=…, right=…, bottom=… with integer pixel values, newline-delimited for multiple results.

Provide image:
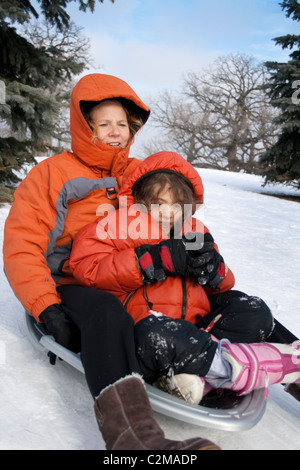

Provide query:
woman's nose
left=109, top=125, right=120, bottom=135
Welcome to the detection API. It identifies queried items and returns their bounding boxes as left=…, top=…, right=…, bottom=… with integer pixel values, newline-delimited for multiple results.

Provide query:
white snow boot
left=158, top=373, right=213, bottom=404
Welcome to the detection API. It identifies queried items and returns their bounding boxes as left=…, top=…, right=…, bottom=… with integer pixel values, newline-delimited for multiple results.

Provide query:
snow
left=1, top=168, right=300, bottom=450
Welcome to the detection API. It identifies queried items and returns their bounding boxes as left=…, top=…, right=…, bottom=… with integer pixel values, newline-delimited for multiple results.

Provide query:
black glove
left=135, top=238, right=189, bottom=283
left=40, top=304, right=81, bottom=353
left=135, top=233, right=226, bottom=289
left=186, top=233, right=226, bottom=289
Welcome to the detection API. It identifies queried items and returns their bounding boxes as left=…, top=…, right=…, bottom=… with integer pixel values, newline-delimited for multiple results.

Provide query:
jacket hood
left=70, top=73, right=150, bottom=170
left=118, top=151, right=204, bottom=207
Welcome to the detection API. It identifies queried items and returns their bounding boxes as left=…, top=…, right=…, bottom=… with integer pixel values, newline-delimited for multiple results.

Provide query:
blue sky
left=64, top=0, right=298, bottom=99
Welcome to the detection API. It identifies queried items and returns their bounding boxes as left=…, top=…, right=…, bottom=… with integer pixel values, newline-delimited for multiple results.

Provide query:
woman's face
left=90, top=100, right=130, bottom=148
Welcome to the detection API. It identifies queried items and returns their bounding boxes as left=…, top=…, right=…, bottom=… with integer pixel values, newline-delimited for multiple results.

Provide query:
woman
left=3, top=74, right=218, bottom=450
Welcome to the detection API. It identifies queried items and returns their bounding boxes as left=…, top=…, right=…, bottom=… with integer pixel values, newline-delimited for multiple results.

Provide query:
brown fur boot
left=94, top=374, right=221, bottom=450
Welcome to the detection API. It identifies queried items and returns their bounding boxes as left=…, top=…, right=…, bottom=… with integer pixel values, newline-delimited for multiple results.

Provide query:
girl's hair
left=88, top=98, right=144, bottom=142
left=132, top=171, right=198, bottom=214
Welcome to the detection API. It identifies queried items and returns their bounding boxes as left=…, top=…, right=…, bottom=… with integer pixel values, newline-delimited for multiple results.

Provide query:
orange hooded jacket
left=3, top=74, right=150, bottom=320
left=70, top=151, right=235, bottom=325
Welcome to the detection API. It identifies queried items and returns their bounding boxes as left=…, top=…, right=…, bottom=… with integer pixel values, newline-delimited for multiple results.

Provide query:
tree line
left=146, top=53, right=280, bottom=175
left=147, top=0, right=300, bottom=190
left=0, top=0, right=299, bottom=203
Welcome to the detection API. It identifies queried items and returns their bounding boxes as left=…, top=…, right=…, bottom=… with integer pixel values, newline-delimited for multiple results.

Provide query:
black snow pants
left=57, top=285, right=141, bottom=398
left=135, top=290, right=274, bottom=383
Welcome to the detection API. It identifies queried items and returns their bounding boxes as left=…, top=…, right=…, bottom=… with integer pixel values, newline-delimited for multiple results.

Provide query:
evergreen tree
left=260, top=0, right=300, bottom=189
left=0, top=0, right=113, bottom=201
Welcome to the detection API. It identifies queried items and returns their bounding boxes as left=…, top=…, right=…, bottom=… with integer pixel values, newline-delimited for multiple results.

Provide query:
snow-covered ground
left=1, top=168, right=300, bottom=450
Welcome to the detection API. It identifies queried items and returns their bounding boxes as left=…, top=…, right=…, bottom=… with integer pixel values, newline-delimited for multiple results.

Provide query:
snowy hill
left=0, top=168, right=300, bottom=450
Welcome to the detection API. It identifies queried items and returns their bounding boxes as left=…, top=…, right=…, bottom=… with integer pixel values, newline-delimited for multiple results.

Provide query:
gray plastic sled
left=23, top=311, right=267, bottom=432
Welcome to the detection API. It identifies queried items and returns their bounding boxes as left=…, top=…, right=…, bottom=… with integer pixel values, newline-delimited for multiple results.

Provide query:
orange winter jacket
left=3, top=74, right=150, bottom=320
left=70, top=151, right=235, bottom=325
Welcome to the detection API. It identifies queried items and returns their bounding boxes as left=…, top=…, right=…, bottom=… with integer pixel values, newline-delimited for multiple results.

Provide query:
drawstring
left=202, top=314, right=222, bottom=333
left=263, top=367, right=270, bottom=399
left=143, top=285, right=153, bottom=310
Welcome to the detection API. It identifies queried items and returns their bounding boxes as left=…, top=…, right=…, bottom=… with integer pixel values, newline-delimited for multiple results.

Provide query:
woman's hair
left=88, top=98, right=144, bottom=142
left=124, top=107, right=144, bottom=141
left=132, top=171, right=198, bottom=214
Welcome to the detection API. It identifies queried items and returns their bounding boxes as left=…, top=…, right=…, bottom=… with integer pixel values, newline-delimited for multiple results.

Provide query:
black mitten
left=40, top=304, right=81, bottom=353
left=135, top=238, right=188, bottom=283
left=186, top=233, right=226, bottom=288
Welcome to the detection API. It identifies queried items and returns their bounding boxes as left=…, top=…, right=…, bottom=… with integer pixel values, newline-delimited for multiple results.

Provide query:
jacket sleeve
left=70, top=209, right=161, bottom=295
left=3, top=161, right=65, bottom=320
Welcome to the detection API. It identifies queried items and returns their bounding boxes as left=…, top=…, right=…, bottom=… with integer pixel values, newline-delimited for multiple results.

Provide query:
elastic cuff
left=31, top=294, right=62, bottom=321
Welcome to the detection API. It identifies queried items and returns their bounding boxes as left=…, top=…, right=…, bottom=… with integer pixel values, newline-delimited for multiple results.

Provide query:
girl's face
left=90, top=100, right=131, bottom=148
left=148, top=184, right=183, bottom=234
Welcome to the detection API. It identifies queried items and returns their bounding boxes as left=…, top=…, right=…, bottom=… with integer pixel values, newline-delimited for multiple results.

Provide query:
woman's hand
left=40, top=304, right=81, bottom=352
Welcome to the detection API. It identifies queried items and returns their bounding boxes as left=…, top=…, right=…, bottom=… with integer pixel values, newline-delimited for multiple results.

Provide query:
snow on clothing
left=134, top=292, right=274, bottom=383
left=3, top=74, right=150, bottom=320
left=70, top=151, right=236, bottom=325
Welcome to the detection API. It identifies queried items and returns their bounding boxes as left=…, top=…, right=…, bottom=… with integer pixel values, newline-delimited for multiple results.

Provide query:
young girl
left=70, top=151, right=300, bottom=405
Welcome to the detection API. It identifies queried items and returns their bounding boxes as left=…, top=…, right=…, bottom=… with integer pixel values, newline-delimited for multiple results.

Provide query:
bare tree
left=148, top=54, right=280, bottom=173
left=22, top=20, right=93, bottom=75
